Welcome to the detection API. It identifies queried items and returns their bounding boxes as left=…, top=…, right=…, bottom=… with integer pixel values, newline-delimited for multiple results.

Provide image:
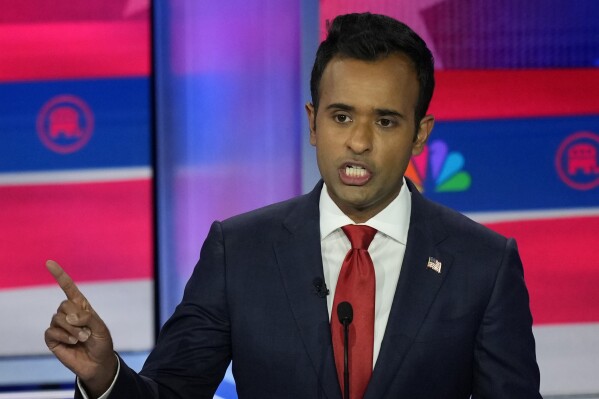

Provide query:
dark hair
left=310, top=13, right=435, bottom=127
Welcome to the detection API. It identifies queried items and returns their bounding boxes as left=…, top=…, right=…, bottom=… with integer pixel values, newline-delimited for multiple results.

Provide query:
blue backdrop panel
left=0, top=78, right=151, bottom=172
left=425, top=117, right=599, bottom=211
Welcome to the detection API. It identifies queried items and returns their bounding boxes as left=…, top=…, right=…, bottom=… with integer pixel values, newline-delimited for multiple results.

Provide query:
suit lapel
left=365, top=181, right=454, bottom=398
left=273, top=182, right=341, bottom=399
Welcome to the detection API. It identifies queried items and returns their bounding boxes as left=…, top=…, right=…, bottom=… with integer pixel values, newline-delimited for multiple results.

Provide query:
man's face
left=307, top=54, right=434, bottom=223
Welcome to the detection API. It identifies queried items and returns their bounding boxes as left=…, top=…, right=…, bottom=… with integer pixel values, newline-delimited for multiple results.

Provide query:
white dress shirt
left=319, top=180, right=411, bottom=366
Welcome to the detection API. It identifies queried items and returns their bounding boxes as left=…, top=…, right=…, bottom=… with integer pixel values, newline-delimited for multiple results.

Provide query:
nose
left=345, top=122, right=373, bottom=154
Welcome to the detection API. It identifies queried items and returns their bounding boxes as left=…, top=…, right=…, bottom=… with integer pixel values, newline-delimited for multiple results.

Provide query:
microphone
left=337, top=301, right=353, bottom=399
left=313, top=278, right=329, bottom=298
left=337, top=301, right=353, bottom=324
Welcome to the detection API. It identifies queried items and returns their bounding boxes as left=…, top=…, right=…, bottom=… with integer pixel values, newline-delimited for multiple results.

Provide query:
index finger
left=46, top=260, right=86, bottom=304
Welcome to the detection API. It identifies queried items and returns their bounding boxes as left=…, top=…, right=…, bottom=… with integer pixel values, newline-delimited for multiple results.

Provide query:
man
left=46, top=13, right=542, bottom=398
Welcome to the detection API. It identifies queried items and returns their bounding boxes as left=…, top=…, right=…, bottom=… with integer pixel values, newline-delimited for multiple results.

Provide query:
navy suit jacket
left=99, top=180, right=541, bottom=398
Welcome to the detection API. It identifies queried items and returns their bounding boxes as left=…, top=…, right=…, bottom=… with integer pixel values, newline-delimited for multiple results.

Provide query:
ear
left=412, top=114, right=434, bottom=155
left=306, top=102, right=317, bottom=146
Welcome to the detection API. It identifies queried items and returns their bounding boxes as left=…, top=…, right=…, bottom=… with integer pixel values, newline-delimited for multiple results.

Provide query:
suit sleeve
left=87, top=221, right=232, bottom=398
left=472, top=238, right=542, bottom=398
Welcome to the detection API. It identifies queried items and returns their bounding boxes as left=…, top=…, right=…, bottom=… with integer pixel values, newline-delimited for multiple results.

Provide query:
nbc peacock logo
left=405, top=139, right=471, bottom=192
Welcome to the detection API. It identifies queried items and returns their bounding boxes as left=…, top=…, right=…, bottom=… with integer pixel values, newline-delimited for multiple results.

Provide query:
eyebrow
left=325, top=103, right=354, bottom=112
left=325, top=103, right=406, bottom=120
left=374, top=108, right=406, bottom=120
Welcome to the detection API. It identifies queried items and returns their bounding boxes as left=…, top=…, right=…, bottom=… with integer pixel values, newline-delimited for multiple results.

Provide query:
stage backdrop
left=0, top=0, right=155, bottom=387
left=153, top=1, right=304, bottom=396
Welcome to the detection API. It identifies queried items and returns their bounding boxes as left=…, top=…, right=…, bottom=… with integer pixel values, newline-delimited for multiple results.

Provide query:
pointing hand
left=44, top=260, right=117, bottom=397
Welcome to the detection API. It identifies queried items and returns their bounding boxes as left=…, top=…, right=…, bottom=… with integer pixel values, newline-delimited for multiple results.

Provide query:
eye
left=334, top=114, right=352, bottom=123
left=377, top=118, right=395, bottom=127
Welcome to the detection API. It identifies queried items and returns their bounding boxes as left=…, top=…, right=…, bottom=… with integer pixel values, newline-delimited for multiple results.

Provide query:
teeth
left=345, top=165, right=367, bottom=177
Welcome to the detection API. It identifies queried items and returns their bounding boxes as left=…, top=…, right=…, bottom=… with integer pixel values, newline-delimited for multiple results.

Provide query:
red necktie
left=331, top=225, right=377, bottom=399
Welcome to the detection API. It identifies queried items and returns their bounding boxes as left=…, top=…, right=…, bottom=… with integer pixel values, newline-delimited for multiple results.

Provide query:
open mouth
left=344, top=165, right=368, bottom=177
left=339, top=163, right=372, bottom=185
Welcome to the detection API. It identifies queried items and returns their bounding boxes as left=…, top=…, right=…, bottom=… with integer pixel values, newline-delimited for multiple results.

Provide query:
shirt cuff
left=76, top=353, right=120, bottom=399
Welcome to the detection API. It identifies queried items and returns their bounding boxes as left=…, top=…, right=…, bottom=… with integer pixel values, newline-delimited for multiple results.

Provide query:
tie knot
left=341, top=225, right=377, bottom=250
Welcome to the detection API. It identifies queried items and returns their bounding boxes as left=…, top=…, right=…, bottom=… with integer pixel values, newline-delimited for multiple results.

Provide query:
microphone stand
left=343, top=317, right=350, bottom=399
left=337, top=301, right=353, bottom=399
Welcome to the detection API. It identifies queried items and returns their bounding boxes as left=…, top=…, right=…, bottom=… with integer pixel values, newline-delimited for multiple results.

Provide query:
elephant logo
left=556, top=132, right=599, bottom=190
left=37, top=95, right=94, bottom=154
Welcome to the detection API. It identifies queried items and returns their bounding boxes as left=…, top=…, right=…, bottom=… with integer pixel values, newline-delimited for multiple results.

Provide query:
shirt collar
left=319, top=179, right=411, bottom=244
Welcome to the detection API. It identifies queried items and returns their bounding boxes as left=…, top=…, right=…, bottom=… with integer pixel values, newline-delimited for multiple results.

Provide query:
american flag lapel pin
left=426, top=257, right=442, bottom=273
